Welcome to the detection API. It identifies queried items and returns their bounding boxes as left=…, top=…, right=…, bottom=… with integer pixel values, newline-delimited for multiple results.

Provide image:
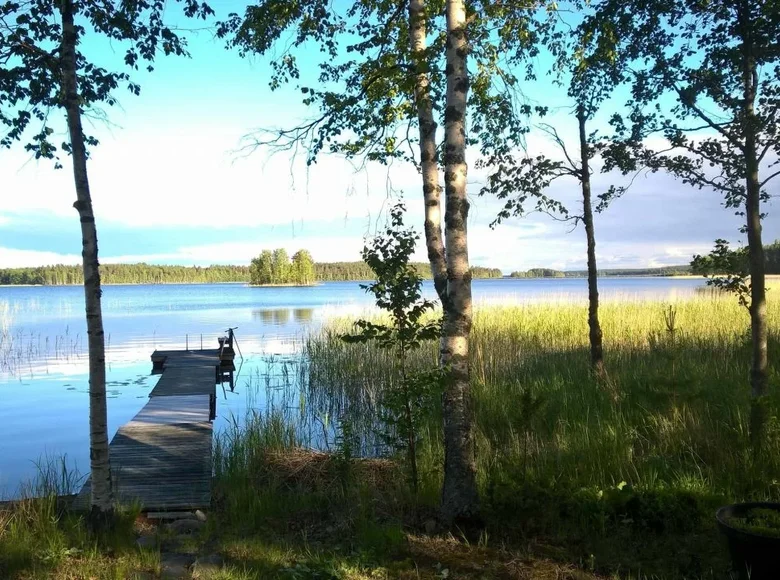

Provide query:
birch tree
left=585, top=0, right=780, bottom=446
left=219, top=0, right=539, bottom=523
left=0, top=0, right=212, bottom=524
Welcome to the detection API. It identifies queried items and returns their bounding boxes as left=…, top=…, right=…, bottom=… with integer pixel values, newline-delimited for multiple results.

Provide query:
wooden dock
left=74, top=337, right=235, bottom=511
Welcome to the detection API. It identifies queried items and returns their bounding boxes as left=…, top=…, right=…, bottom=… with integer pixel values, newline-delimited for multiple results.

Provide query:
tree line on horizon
left=0, top=259, right=504, bottom=285
left=3, top=241, right=778, bottom=287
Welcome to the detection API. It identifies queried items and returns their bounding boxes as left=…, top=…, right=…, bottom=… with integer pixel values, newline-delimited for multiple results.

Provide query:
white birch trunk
left=409, top=0, right=447, bottom=302
left=59, top=0, right=113, bottom=520
left=440, top=0, right=479, bottom=524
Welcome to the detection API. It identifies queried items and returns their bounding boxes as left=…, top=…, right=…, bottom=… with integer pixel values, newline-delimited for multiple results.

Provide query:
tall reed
left=304, top=294, right=780, bottom=502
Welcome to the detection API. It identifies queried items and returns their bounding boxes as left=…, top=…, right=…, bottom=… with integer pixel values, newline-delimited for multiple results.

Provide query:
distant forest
left=0, top=261, right=503, bottom=286
left=511, top=265, right=693, bottom=278
left=2, top=241, right=777, bottom=286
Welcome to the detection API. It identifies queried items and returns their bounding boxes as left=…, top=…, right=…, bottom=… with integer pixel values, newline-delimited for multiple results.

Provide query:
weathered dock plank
left=129, top=395, right=212, bottom=425
left=74, top=422, right=212, bottom=510
left=150, top=366, right=217, bottom=397
left=151, top=349, right=221, bottom=368
left=74, top=346, right=223, bottom=512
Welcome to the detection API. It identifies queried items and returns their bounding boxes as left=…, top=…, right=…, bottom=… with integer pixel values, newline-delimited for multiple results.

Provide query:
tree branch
left=674, top=86, right=744, bottom=151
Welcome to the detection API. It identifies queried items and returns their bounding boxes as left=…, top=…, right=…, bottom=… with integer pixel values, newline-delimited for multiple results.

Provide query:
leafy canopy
left=585, top=0, right=780, bottom=213
left=217, top=1, right=546, bottom=168
left=0, top=0, right=213, bottom=164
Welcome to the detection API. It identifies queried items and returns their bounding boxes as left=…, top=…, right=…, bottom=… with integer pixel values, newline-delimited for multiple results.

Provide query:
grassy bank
left=300, top=293, right=780, bottom=577
left=0, top=458, right=156, bottom=579
left=2, top=294, right=777, bottom=578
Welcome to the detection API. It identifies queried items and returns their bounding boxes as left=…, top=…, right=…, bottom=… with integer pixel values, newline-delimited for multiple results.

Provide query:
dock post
left=200, top=334, right=203, bottom=350
left=186, top=334, right=189, bottom=350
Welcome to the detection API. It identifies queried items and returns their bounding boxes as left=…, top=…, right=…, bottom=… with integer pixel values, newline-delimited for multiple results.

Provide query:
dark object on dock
left=218, top=327, right=241, bottom=362
left=74, top=333, right=238, bottom=512
left=716, top=502, right=780, bottom=580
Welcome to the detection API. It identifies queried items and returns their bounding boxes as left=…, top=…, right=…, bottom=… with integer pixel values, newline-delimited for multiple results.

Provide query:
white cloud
left=0, top=247, right=81, bottom=268
left=0, top=129, right=416, bottom=229
left=104, top=236, right=369, bottom=265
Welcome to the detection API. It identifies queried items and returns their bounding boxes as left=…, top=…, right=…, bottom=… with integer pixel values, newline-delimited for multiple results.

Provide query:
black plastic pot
left=716, top=502, right=780, bottom=580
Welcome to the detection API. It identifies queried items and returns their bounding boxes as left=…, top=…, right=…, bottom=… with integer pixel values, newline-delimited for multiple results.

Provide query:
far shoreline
left=1, top=275, right=779, bottom=288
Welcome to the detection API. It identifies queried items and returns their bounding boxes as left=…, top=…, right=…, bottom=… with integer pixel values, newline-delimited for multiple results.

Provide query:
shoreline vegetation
left=2, top=292, right=778, bottom=578
left=0, top=261, right=709, bottom=286
left=1, top=242, right=777, bottom=286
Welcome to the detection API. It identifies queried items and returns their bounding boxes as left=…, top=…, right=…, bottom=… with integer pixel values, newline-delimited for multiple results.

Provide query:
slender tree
left=578, top=107, right=604, bottom=376
left=218, top=0, right=539, bottom=523
left=0, top=0, right=213, bottom=522
left=439, top=0, right=479, bottom=523
left=343, top=202, right=441, bottom=493
left=479, top=6, right=627, bottom=379
left=409, top=0, right=447, bottom=301
left=59, top=0, right=113, bottom=522
left=586, top=0, right=780, bottom=445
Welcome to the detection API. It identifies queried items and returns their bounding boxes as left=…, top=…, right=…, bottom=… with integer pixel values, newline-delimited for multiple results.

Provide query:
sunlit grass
left=0, top=456, right=154, bottom=580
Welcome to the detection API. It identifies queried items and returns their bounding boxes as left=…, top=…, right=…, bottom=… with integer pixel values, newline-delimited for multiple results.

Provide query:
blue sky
left=0, top=2, right=777, bottom=273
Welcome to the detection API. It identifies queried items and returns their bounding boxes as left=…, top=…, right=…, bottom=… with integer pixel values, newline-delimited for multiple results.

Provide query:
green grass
left=4, top=293, right=777, bottom=579
left=300, top=293, right=780, bottom=578
left=0, top=457, right=156, bottom=579
left=208, top=406, right=604, bottom=579
left=728, top=507, right=780, bottom=538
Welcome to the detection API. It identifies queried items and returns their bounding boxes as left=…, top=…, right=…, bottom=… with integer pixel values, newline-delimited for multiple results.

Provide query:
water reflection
left=252, top=308, right=315, bottom=325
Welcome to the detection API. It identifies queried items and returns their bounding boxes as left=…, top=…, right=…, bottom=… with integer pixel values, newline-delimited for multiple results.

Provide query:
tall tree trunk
left=739, top=3, right=768, bottom=448
left=440, top=0, right=479, bottom=525
left=409, top=0, right=447, bottom=302
left=60, top=0, right=113, bottom=522
left=577, top=108, right=604, bottom=377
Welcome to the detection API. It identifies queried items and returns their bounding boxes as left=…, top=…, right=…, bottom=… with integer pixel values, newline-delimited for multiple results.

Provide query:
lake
left=0, top=277, right=705, bottom=497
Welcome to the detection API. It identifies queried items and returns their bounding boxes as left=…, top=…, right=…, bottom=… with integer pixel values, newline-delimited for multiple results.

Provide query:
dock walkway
left=74, top=340, right=234, bottom=511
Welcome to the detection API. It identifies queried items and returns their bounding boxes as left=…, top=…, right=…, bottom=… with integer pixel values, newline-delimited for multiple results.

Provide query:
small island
left=249, top=249, right=316, bottom=286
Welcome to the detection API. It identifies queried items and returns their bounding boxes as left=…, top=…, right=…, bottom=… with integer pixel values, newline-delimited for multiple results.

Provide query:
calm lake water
left=0, top=277, right=704, bottom=497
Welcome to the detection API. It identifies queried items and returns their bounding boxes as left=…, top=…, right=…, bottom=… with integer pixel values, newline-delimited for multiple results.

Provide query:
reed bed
left=304, top=294, right=780, bottom=504
left=0, top=326, right=84, bottom=377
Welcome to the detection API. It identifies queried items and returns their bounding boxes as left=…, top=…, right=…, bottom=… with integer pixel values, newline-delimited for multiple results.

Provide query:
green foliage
left=250, top=250, right=274, bottom=285
left=309, top=295, right=780, bottom=502
left=511, top=268, right=566, bottom=278
left=0, top=1, right=214, bottom=162
left=768, top=240, right=780, bottom=275
left=0, top=458, right=150, bottom=578
left=343, top=204, right=440, bottom=353
left=249, top=248, right=320, bottom=285
left=692, top=239, right=752, bottom=308
left=477, top=2, right=630, bottom=225
left=292, top=250, right=316, bottom=285
left=0, top=261, right=504, bottom=286
left=217, top=0, right=546, bottom=196
left=305, top=295, right=780, bottom=576
left=0, top=263, right=249, bottom=285
left=589, top=0, right=780, bottom=211
left=342, top=202, right=441, bottom=492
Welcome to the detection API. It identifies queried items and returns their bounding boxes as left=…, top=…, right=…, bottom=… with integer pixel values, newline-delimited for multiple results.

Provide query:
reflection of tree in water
left=293, top=308, right=314, bottom=323
left=252, top=308, right=314, bottom=325
left=252, top=308, right=290, bottom=325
